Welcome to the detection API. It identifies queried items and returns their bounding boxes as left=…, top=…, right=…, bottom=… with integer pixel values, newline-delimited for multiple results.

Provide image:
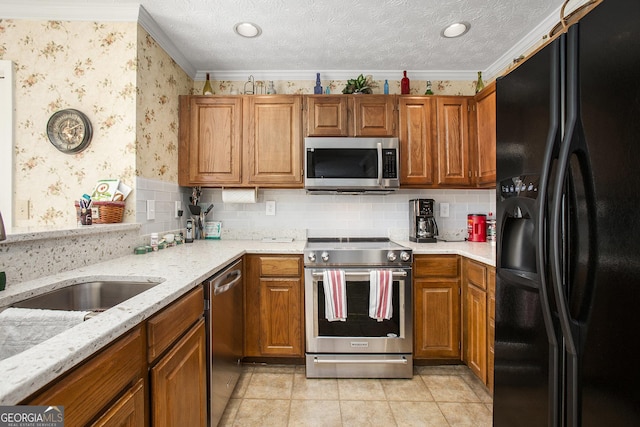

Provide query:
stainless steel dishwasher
left=204, top=258, right=243, bottom=427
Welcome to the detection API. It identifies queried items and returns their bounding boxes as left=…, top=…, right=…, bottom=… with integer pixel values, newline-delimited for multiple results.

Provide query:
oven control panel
left=304, top=250, right=412, bottom=267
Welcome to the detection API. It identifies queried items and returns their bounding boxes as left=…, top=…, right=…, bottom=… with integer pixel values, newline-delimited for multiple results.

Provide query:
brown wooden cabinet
left=436, top=96, right=472, bottom=186
left=23, top=326, right=146, bottom=427
left=243, top=96, right=303, bottom=186
left=413, top=255, right=461, bottom=360
left=150, top=319, right=207, bottom=427
left=179, top=95, right=303, bottom=187
left=92, top=379, right=145, bottom=427
left=304, top=95, right=396, bottom=137
left=399, top=96, right=437, bottom=186
left=470, top=83, right=496, bottom=188
left=487, top=266, right=496, bottom=394
left=305, top=96, right=349, bottom=136
left=178, top=96, right=243, bottom=186
left=245, top=255, right=304, bottom=358
left=148, top=287, right=206, bottom=427
left=462, top=258, right=489, bottom=384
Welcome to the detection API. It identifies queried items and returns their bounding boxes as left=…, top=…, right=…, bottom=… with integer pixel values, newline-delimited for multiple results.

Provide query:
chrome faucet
left=0, top=210, right=6, bottom=241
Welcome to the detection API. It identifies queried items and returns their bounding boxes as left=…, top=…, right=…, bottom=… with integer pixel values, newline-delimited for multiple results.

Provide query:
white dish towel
left=323, top=270, right=347, bottom=322
left=0, top=307, right=89, bottom=361
left=369, top=270, right=393, bottom=321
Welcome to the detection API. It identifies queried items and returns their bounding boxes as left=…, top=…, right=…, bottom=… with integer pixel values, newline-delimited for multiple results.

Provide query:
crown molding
left=137, top=6, right=197, bottom=78
left=0, top=1, right=140, bottom=21
left=484, top=3, right=566, bottom=80
left=195, top=70, right=480, bottom=82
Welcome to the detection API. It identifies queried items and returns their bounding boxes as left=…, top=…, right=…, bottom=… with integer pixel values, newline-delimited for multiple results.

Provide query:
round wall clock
left=46, top=109, right=93, bottom=153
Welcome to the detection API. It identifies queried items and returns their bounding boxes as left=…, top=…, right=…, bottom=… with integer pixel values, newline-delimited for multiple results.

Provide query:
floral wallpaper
left=0, top=19, right=191, bottom=229
left=136, top=25, right=192, bottom=182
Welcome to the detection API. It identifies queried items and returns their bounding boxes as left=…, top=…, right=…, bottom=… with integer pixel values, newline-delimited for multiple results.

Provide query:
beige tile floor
left=218, top=364, right=493, bottom=427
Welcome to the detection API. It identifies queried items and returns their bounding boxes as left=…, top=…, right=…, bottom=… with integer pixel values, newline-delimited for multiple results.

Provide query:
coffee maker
left=409, top=199, right=438, bottom=243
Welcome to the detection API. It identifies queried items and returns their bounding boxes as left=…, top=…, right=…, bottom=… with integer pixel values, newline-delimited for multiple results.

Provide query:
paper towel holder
left=221, top=187, right=258, bottom=204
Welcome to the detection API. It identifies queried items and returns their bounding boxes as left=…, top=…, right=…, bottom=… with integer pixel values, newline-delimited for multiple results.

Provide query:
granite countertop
left=0, top=238, right=494, bottom=404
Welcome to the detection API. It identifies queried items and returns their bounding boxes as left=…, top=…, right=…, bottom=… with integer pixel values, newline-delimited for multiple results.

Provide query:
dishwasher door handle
left=208, top=260, right=243, bottom=296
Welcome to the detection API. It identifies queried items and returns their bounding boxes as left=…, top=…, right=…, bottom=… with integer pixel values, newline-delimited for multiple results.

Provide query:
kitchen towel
left=322, top=270, right=347, bottom=322
left=0, top=307, right=89, bottom=361
left=369, top=270, right=393, bottom=321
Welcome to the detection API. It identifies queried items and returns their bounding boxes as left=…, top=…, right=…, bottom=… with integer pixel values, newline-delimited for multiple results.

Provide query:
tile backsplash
left=181, top=187, right=496, bottom=241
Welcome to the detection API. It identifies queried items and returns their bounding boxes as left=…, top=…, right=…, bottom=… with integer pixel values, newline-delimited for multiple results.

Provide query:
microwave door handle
left=377, top=142, right=383, bottom=187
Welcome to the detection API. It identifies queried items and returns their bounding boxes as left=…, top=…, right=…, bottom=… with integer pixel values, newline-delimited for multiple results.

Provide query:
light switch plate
left=266, top=200, right=276, bottom=216
left=147, top=200, right=155, bottom=220
left=440, top=202, right=450, bottom=217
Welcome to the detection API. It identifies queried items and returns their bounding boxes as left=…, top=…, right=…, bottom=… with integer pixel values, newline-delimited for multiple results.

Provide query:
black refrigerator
left=494, top=1, right=640, bottom=426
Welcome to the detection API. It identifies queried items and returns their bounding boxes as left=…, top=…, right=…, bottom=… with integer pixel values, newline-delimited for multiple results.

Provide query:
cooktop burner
left=304, top=237, right=412, bottom=267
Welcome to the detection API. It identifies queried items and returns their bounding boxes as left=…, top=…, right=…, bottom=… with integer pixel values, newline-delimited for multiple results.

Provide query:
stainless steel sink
left=11, top=280, right=161, bottom=312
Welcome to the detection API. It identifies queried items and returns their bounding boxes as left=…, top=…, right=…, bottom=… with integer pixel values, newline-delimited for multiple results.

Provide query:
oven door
left=304, top=267, right=412, bottom=354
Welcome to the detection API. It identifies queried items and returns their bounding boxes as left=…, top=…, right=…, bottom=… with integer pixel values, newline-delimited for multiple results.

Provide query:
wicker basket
left=75, top=201, right=125, bottom=224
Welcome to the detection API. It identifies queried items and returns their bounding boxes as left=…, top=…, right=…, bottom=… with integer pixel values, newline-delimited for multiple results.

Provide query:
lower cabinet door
left=466, top=284, right=487, bottom=382
left=414, top=279, right=461, bottom=359
left=259, top=277, right=303, bottom=356
left=151, top=319, right=207, bottom=427
left=92, top=379, right=145, bottom=427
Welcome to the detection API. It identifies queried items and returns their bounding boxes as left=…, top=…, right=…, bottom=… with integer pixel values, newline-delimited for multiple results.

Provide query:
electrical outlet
left=16, top=200, right=30, bottom=220
left=174, top=201, right=181, bottom=218
left=146, top=200, right=156, bottom=220
left=266, top=200, right=276, bottom=216
left=440, top=202, right=450, bottom=218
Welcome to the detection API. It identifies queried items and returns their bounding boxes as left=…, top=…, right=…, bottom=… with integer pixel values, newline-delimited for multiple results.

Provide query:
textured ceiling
left=3, top=0, right=580, bottom=79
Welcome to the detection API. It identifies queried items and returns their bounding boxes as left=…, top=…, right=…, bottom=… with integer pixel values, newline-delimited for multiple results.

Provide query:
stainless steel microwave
left=304, top=137, right=400, bottom=194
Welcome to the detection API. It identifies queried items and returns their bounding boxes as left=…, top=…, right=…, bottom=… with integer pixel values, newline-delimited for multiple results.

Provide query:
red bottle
left=401, top=71, right=410, bottom=94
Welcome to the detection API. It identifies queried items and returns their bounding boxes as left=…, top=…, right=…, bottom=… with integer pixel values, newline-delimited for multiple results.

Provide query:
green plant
left=342, top=74, right=373, bottom=94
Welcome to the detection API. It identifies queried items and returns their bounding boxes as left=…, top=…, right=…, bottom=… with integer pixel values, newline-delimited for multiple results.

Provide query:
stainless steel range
left=304, top=237, right=413, bottom=378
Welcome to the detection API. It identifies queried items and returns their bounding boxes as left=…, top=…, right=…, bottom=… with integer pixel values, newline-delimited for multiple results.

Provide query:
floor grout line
left=220, top=364, right=493, bottom=426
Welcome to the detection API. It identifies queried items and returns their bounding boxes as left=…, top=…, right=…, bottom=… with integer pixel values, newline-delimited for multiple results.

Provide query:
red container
left=467, top=214, right=487, bottom=242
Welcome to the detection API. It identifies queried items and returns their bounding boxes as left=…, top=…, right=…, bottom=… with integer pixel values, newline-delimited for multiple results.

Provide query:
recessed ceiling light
left=441, top=22, right=471, bottom=38
left=234, top=22, right=262, bottom=38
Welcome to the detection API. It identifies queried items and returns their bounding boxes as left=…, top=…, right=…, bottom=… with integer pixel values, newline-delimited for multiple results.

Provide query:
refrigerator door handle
left=536, top=37, right=563, bottom=427
left=550, top=25, right=598, bottom=427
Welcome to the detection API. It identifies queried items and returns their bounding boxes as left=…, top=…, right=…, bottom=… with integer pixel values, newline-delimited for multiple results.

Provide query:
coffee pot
left=409, top=199, right=438, bottom=243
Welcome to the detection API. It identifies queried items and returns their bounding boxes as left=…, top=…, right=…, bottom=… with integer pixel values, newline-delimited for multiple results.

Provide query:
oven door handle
left=311, top=270, right=407, bottom=278
left=377, top=142, right=383, bottom=187
left=313, top=356, right=408, bottom=365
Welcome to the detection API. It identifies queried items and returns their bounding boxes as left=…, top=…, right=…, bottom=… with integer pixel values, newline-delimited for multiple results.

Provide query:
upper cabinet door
left=473, top=84, right=496, bottom=188
left=351, top=95, right=397, bottom=136
left=244, top=96, right=303, bottom=186
left=399, top=96, right=437, bottom=186
left=436, top=96, right=471, bottom=186
left=178, top=96, right=243, bottom=186
left=305, top=95, right=349, bottom=136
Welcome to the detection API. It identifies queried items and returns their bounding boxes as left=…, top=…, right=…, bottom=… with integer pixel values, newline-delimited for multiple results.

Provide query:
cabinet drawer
left=414, top=255, right=459, bottom=278
left=259, top=256, right=302, bottom=277
left=466, top=260, right=487, bottom=290
left=147, top=286, right=204, bottom=363
left=25, top=326, right=145, bottom=427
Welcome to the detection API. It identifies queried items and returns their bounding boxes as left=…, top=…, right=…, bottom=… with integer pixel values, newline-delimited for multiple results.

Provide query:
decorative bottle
left=475, top=71, right=485, bottom=93
left=401, top=71, right=410, bottom=94
left=314, top=73, right=323, bottom=94
left=202, top=73, right=213, bottom=95
left=425, top=80, right=434, bottom=95
left=384, top=79, right=389, bottom=95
